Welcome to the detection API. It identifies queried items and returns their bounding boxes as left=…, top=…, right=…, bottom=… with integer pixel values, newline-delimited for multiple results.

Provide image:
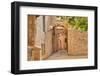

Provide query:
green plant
left=56, top=16, right=88, bottom=31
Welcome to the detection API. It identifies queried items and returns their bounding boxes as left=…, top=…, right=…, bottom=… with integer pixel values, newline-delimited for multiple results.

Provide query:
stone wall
left=68, top=28, right=88, bottom=56
left=27, top=15, right=36, bottom=61
left=28, top=16, right=45, bottom=61
left=42, top=30, right=53, bottom=59
left=42, top=16, right=56, bottom=59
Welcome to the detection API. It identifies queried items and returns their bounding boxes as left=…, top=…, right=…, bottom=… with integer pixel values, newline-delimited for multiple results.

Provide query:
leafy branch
left=56, top=16, right=88, bottom=31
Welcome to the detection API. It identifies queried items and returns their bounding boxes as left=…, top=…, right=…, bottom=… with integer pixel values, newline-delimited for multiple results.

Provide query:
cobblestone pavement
left=46, top=50, right=87, bottom=60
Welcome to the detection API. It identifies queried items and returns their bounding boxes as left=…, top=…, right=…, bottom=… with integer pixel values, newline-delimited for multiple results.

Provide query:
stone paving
left=46, top=50, right=87, bottom=60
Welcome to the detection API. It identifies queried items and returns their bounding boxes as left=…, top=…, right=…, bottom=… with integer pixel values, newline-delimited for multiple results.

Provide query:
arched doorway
left=52, top=24, right=68, bottom=53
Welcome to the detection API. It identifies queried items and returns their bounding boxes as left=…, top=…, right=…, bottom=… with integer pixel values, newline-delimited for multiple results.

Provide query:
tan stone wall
left=42, top=30, right=53, bottom=59
left=35, top=16, right=44, bottom=47
left=27, top=15, right=36, bottom=61
left=42, top=16, right=56, bottom=59
left=28, top=46, right=41, bottom=61
left=28, top=16, right=43, bottom=61
left=68, top=28, right=88, bottom=56
left=28, top=15, right=36, bottom=46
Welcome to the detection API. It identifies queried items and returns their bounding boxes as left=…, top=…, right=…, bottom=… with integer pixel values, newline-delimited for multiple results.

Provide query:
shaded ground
left=45, top=50, right=87, bottom=60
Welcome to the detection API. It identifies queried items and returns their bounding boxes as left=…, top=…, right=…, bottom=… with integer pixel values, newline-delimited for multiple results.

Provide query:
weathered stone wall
left=42, top=30, right=53, bottom=59
left=42, top=16, right=55, bottom=59
left=28, top=15, right=36, bottom=46
left=35, top=16, right=44, bottom=48
left=27, top=15, right=36, bottom=61
left=28, top=16, right=44, bottom=61
left=68, top=28, right=88, bottom=56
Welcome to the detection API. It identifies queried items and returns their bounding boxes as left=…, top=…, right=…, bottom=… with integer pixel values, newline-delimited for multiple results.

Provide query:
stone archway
left=52, top=23, right=68, bottom=53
